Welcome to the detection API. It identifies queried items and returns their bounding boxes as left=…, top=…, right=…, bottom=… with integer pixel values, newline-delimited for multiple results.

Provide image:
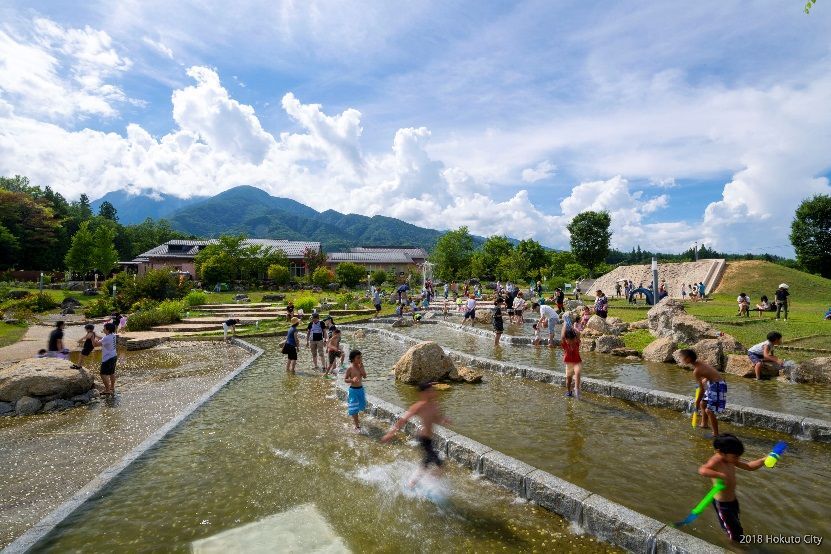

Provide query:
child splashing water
left=382, top=382, right=452, bottom=488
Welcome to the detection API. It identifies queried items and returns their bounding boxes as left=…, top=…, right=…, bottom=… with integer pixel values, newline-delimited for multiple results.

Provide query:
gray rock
left=15, top=396, right=43, bottom=415
left=608, top=383, right=650, bottom=403
left=692, top=338, right=724, bottom=371
left=581, top=377, right=612, bottom=396
left=790, top=357, right=831, bottom=384
left=594, top=335, right=625, bottom=354
left=610, top=348, right=640, bottom=357
left=391, top=319, right=413, bottom=328
left=642, top=336, right=678, bottom=363
left=60, top=297, right=81, bottom=308
left=0, top=401, right=13, bottom=415
left=446, top=435, right=493, bottom=470
left=800, top=418, right=831, bottom=443
left=581, top=494, right=665, bottom=553
left=480, top=450, right=536, bottom=495
left=525, top=469, right=591, bottom=521
left=0, top=358, right=94, bottom=402
left=43, top=398, right=74, bottom=412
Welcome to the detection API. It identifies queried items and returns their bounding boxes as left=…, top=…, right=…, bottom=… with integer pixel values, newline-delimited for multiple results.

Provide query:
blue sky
left=1, top=1, right=830, bottom=256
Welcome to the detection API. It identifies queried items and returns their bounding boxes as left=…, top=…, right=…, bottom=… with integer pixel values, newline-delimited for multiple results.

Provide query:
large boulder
left=788, top=357, right=831, bottom=384
left=693, top=339, right=724, bottom=371
left=672, top=315, right=719, bottom=344
left=724, top=354, right=779, bottom=379
left=391, top=319, right=413, bottom=328
left=262, top=294, right=285, bottom=302
left=718, top=333, right=745, bottom=354
left=565, top=299, right=585, bottom=311
left=392, top=341, right=457, bottom=384
left=585, top=315, right=608, bottom=334
left=0, top=358, right=94, bottom=402
left=0, top=401, right=13, bottom=415
left=594, top=335, right=625, bottom=354
left=642, top=337, right=678, bottom=363
left=629, top=319, right=650, bottom=330
left=476, top=310, right=494, bottom=324
left=647, top=299, right=685, bottom=336
left=60, top=297, right=81, bottom=309
left=15, top=396, right=42, bottom=415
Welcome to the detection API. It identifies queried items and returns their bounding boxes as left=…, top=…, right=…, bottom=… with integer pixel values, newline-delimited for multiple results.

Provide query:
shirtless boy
left=382, top=382, right=452, bottom=487
left=698, top=434, right=765, bottom=542
left=326, top=327, right=344, bottom=376
left=679, top=349, right=727, bottom=437
left=344, top=350, right=367, bottom=432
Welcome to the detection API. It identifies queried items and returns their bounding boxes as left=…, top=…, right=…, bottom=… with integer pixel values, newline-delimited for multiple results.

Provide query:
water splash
left=271, top=448, right=312, bottom=467
left=351, top=461, right=450, bottom=506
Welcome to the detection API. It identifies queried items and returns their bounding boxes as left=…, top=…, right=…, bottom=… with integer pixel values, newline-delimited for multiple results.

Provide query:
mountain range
left=91, top=185, right=469, bottom=251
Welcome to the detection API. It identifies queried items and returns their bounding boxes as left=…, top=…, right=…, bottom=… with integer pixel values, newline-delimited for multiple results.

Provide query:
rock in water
left=451, top=366, right=483, bottom=384
left=724, top=354, right=779, bottom=379
left=693, top=338, right=725, bottom=371
left=353, top=330, right=366, bottom=338
left=0, top=358, right=94, bottom=402
left=391, top=319, right=413, bottom=328
left=788, top=357, right=831, bottom=384
left=392, top=341, right=456, bottom=384
left=15, top=396, right=42, bottom=415
left=642, top=337, right=678, bottom=363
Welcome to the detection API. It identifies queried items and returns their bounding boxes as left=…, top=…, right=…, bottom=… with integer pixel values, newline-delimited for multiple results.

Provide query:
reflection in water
left=384, top=323, right=831, bottom=419
left=349, top=331, right=831, bottom=552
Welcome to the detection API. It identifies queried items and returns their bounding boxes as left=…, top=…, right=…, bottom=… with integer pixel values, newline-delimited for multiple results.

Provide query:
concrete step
left=151, top=323, right=249, bottom=332
left=180, top=317, right=278, bottom=324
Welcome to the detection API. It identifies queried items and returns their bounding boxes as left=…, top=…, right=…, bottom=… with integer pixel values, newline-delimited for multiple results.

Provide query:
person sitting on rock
left=575, top=306, right=591, bottom=332
left=747, top=332, right=783, bottom=380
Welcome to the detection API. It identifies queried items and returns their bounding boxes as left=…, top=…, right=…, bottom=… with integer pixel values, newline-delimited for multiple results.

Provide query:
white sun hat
left=779, top=283, right=789, bottom=289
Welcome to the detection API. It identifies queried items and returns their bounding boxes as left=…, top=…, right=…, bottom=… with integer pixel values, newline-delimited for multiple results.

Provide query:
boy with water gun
left=697, top=434, right=765, bottom=542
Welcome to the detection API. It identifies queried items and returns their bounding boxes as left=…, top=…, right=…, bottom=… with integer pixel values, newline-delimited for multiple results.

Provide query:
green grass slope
left=714, top=260, right=831, bottom=302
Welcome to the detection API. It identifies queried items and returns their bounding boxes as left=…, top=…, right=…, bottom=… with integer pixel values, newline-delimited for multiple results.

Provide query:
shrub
left=130, top=298, right=159, bottom=312
left=0, top=293, right=58, bottom=314
left=267, top=264, right=291, bottom=285
left=371, top=270, right=387, bottom=287
left=311, top=267, right=334, bottom=287
left=126, top=300, right=184, bottom=331
left=183, top=290, right=207, bottom=307
left=293, top=295, right=318, bottom=313
left=104, top=269, right=193, bottom=312
left=84, top=297, right=115, bottom=318
left=335, top=262, right=366, bottom=288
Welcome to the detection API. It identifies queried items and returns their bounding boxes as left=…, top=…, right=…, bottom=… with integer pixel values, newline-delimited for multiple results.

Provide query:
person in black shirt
left=774, top=284, right=790, bottom=321
left=492, top=297, right=504, bottom=346
left=223, top=318, right=240, bottom=341
left=47, top=321, right=66, bottom=358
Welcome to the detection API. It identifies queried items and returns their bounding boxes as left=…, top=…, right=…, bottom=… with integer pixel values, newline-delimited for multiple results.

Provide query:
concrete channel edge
left=332, top=381, right=725, bottom=554
left=350, top=325, right=831, bottom=443
left=1, top=338, right=265, bottom=554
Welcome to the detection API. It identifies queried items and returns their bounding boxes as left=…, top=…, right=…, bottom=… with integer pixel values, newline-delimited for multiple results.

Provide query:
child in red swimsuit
left=561, top=318, right=582, bottom=398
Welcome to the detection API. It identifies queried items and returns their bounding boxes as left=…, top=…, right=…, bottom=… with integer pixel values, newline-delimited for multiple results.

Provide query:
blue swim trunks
left=704, top=380, right=727, bottom=413
left=347, top=386, right=367, bottom=416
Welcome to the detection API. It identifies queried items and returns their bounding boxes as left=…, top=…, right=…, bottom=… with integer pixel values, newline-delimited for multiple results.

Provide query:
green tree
left=567, top=211, right=612, bottom=276
left=371, top=270, right=387, bottom=287
left=0, top=223, right=20, bottom=269
left=471, top=235, right=513, bottom=279
left=200, top=255, right=234, bottom=286
left=335, top=262, right=366, bottom=288
left=431, top=227, right=474, bottom=281
left=515, top=239, right=548, bottom=280
left=124, top=218, right=189, bottom=258
left=90, top=222, right=119, bottom=275
left=65, top=221, right=96, bottom=286
left=267, top=264, right=291, bottom=285
left=790, top=194, right=831, bottom=277
left=98, top=201, right=118, bottom=221
left=312, top=266, right=334, bottom=287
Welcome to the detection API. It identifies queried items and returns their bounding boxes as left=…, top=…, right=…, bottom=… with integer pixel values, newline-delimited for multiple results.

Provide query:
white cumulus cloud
left=521, top=160, right=556, bottom=183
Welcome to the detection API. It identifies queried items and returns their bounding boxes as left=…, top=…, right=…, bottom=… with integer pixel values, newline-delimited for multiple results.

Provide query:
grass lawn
left=13, top=287, right=98, bottom=307
left=0, top=321, right=28, bottom=348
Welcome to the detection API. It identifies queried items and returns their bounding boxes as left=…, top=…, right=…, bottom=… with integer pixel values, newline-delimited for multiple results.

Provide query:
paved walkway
left=0, top=324, right=87, bottom=367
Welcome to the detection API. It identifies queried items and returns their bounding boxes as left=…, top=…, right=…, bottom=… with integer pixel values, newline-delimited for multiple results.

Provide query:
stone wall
left=592, top=259, right=726, bottom=299
left=352, top=326, right=831, bottom=443
left=332, top=381, right=723, bottom=554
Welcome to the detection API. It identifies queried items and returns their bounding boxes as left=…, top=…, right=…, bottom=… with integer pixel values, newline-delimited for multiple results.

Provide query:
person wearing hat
left=775, top=284, right=790, bottom=321
left=306, top=313, right=325, bottom=371
left=282, top=317, right=300, bottom=373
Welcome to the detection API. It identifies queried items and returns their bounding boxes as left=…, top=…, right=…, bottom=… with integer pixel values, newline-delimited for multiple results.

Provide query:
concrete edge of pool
left=331, top=381, right=725, bottom=554
left=1, top=338, right=265, bottom=554
left=350, top=325, right=831, bottom=443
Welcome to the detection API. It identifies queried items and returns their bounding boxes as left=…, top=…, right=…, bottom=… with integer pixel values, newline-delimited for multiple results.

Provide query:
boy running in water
left=382, top=382, right=452, bottom=487
left=679, top=349, right=727, bottom=436
left=344, top=350, right=367, bottom=432
left=698, top=434, right=765, bottom=542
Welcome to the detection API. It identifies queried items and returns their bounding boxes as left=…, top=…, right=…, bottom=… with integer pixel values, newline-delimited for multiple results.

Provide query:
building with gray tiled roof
left=325, top=246, right=429, bottom=283
left=127, top=239, right=321, bottom=278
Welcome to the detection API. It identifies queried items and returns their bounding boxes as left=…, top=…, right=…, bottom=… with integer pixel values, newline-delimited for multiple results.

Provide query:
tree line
left=0, top=175, right=191, bottom=276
